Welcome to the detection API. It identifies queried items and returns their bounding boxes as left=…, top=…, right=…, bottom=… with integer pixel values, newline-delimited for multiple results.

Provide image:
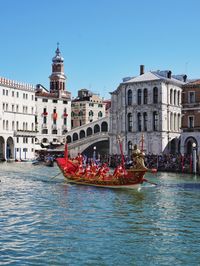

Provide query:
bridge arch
left=94, top=124, right=100, bottom=133
left=66, top=135, right=72, bottom=143
left=101, top=121, right=108, bottom=132
left=87, top=127, right=93, bottom=136
left=80, top=130, right=86, bottom=139
left=73, top=132, right=78, bottom=142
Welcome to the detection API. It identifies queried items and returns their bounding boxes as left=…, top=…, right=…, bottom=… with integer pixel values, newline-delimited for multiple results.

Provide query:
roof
left=123, top=71, right=185, bottom=85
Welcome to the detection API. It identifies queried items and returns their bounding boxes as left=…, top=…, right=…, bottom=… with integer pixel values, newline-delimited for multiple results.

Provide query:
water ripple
left=0, top=164, right=200, bottom=265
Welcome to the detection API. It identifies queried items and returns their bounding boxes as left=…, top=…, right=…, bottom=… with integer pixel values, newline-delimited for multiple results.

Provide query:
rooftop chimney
left=140, top=65, right=144, bottom=75
left=183, top=75, right=187, bottom=82
left=167, top=71, right=172, bottom=79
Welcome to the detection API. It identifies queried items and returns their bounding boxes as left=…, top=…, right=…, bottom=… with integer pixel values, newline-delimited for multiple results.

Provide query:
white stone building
left=0, top=78, right=36, bottom=160
left=35, top=45, right=71, bottom=149
left=109, top=66, right=186, bottom=155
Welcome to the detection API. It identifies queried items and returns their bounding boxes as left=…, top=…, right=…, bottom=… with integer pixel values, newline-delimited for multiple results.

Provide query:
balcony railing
left=14, top=130, right=37, bottom=137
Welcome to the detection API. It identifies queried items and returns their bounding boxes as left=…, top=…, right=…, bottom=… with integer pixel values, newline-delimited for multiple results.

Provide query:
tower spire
left=49, top=44, right=66, bottom=94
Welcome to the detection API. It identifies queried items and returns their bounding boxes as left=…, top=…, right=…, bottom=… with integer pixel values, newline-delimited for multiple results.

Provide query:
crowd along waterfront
left=0, top=162, right=200, bottom=265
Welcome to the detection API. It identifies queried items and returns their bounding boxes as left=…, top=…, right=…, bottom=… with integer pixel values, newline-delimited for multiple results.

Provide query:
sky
left=0, top=0, right=200, bottom=99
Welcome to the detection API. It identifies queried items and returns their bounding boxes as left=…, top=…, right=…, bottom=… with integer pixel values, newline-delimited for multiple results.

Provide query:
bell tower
left=49, top=43, right=66, bottom=93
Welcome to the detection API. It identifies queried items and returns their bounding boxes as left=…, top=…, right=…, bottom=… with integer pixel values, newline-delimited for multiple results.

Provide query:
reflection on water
left=0, top=163, right=200, bottom=265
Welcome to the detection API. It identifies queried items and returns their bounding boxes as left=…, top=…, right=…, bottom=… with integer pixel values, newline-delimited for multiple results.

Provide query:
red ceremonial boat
left=56, top=137, right=156, bottom=189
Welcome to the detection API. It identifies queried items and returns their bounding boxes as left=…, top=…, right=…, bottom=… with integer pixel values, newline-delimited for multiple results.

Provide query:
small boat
left=56, top=138, right=156, bottom=189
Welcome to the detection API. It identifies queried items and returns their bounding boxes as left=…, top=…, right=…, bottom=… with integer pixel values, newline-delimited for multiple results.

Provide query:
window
left=127, top=90, right=132, bottom=105
left=177, top=91, right=180, bottom=105
left=16, top=105, right=19, bottom=112
left=137, top=89, right=142, bottom=105
left=98, top=111, right=103, bottom=118
left=188, top=116, right=194, bottom=128
left=12, top=91, right=14, bottom=97
left=3, top=89, right=5, bottom=95
left=188, top=91, right=195, bottom=103
left=12, top=121, right=15, bottom=130
left=153, top=111, right=158, bottom=131
left=98, top=104, right=103, bottom=107
left=12, top=105, right=14, bottom=112
left=64, top=117, right=67, bottom=125
left=137, top=113, right=142, bottom=131
left=143, top=89, right=148, bottom=104
left=63, top=100, right=68, bottom=104
left=143, top=112, right=148, bottom=131
left=128, top=113, right=132, bottom=132
left=174, top=90, right=177, bottom=105
left=2, top=103, right=5, bottom=110
left=43, top=98, right=48, bottom=102
left=17, top=92, right=19, bottom=97
left=53, top=99, right=57, bottom=103
left=153, top=87, right=158, bottom=103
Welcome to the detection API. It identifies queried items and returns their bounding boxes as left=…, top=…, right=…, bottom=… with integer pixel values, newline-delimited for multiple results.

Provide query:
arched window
left=127, top=90, right=132, bottom=105
left=98, top=111, right=103, bottom=118
left=137, top=113, right=142, bottom=131
left=143, top=112, right=148, bottom=131
left=170, top=112, right=173, bottom=131
left=71, top=111, right=75, bottom=117
left=73, top=133, right=78, bottom=141
left=178, top=113, right=181, bottom=130
left=87, top=127, right=92, bottom=136
left=153, top=111, right=158, bottom=131
left=66, top=135, right=72, bottom=143
left=94, top=124, right=100, bottom=133
left=153, top=87, right=158, bottom=103
left=127, top=113, right=132, bottom=132
left=137, top=89, right=142, bottom=105
left=174, top=90, right=177, bottom=105
left=80, top=130, right=85, bottom=139
left=177, top=91, right=180, bottom=105
left=174, top=113, right=176, bottom=131
left=170, top=89, right=173, bottom=104
left=143, top=89, right=148, bottom=104
left=101, top=122, right=108, bottom=132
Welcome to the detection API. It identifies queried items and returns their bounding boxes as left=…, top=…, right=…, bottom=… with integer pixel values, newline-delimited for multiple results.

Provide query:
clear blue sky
left=1, top=0, right=200, bottom=99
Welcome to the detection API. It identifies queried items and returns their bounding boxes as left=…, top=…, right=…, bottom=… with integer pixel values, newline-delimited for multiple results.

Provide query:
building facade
left=0, top=78, right=36, bottom=160
left=109, top=66, right=186, bottom=156
left=181, top=80, right=200, bottom=155
left=71, top=89, right=106, bottom=129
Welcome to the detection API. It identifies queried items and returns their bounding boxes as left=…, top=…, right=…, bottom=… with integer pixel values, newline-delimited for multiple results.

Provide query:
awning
left=35, top=143, right=47, bottom=150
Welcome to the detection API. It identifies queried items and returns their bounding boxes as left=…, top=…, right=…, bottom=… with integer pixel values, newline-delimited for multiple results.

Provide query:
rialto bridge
left=65, top=116, right=110, bottom=158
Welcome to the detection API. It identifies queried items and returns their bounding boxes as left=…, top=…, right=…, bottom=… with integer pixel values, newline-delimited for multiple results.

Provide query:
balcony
left=14, top=130, right=37, bottom=137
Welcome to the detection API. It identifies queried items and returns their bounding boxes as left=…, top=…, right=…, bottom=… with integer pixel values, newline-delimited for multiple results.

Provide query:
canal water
left=0, top=162, right=200, bottom=266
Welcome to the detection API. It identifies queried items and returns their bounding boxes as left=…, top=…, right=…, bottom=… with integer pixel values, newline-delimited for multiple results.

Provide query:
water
left=0, top=163, right=200, bottom=266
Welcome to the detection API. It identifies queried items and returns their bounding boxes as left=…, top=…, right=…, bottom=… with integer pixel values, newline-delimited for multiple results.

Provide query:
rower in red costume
left=76, top=153, right=84, bottom=164
left=96, top=163, right=110, bottom=180
left=113, top=164, right=127, bottom=179
left=84, top=163, right=92, bottom=179
left=90, top=161, right=98, bottom=178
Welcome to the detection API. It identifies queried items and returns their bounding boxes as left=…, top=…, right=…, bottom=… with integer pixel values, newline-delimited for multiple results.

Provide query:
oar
left=50, top=172, right=62, bottom=180
left=143, top=178, right=157, bottom=186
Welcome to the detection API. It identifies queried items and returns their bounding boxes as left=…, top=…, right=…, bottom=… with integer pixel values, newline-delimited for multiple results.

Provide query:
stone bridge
left=65, top=116, right=110, bottom=157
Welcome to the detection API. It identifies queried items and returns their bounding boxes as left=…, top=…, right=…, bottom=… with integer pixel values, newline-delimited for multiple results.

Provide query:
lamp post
left=93, top=146, right=96, bottom=161
left=192, top=142, right=197, bottom=174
